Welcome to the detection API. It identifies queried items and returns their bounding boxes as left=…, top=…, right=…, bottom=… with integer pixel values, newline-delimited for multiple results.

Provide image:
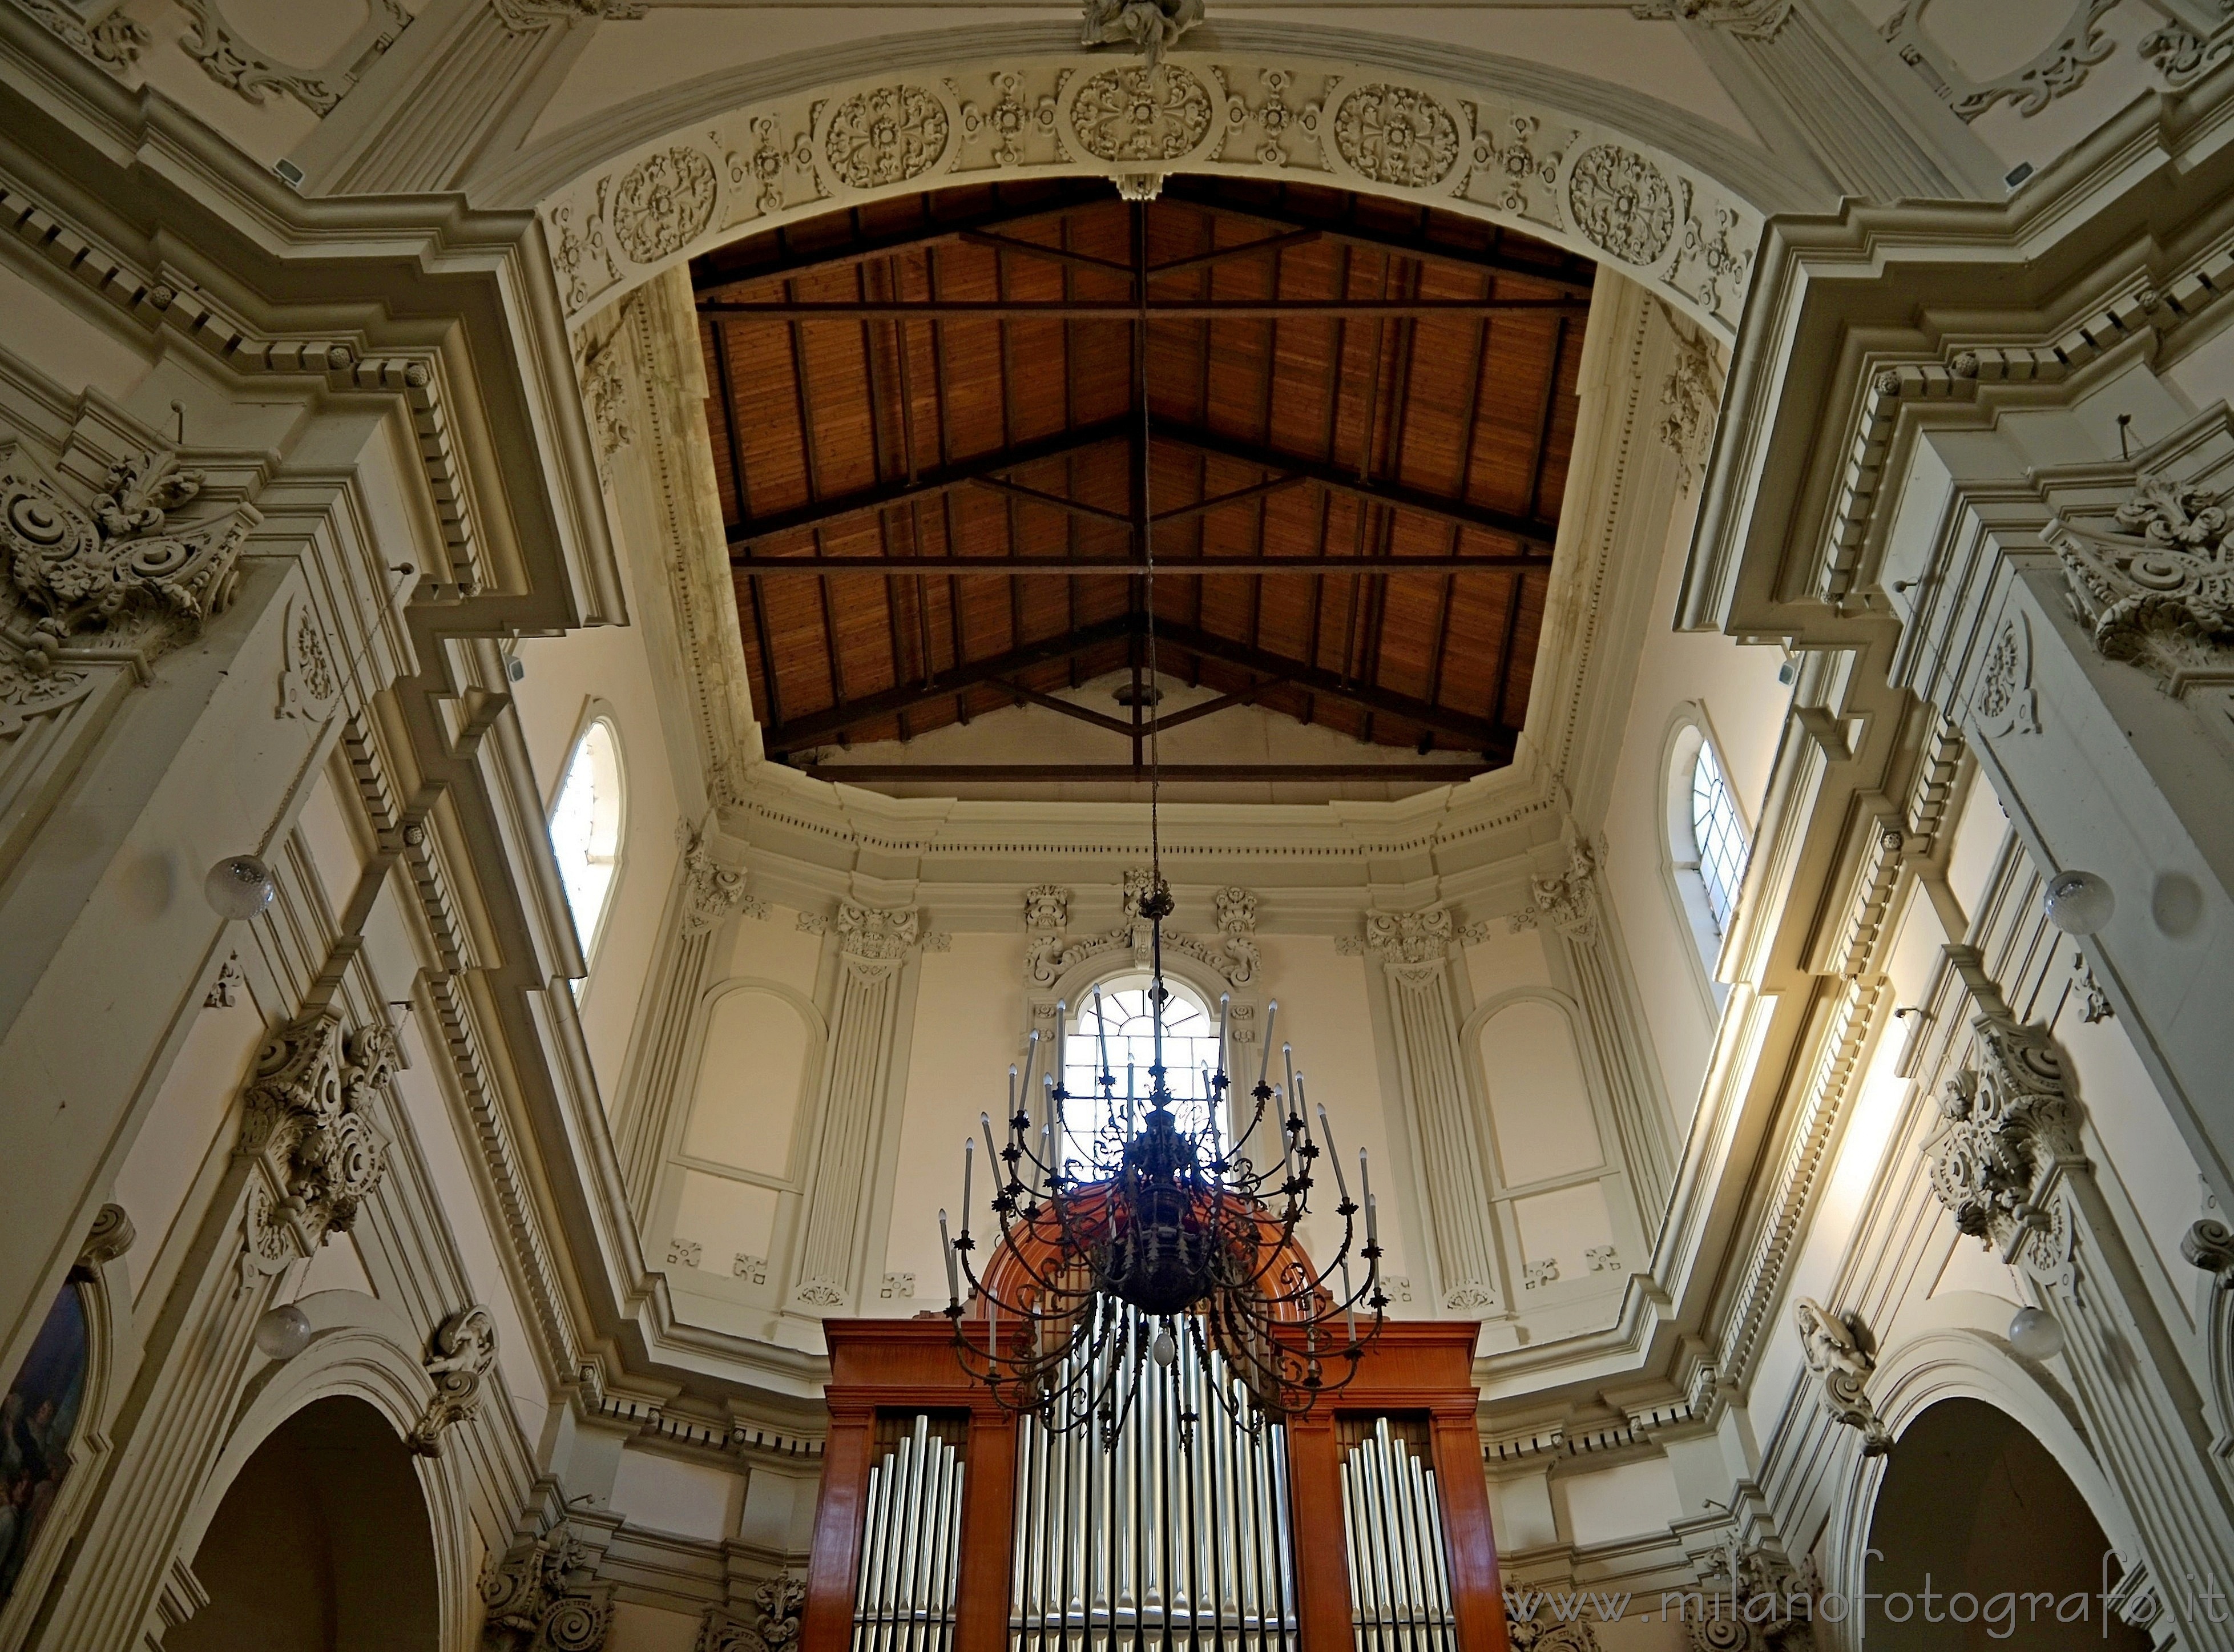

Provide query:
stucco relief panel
left=539, top=54, right=1761, bottom=344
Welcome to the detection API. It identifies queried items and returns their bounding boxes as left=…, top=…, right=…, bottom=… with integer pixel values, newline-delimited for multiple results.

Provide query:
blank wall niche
left=665, top=984, right=820, bottom=1286
left=1474, top=995, right=1626, bottom=1302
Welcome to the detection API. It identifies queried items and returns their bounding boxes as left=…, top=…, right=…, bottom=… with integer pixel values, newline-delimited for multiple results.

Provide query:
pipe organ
left=805, top=1323, right=1506, bottom=1652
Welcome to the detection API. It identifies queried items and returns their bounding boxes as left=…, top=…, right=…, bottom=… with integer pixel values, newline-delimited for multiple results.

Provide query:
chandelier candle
left=942, top=889, right=1384, bottom=1442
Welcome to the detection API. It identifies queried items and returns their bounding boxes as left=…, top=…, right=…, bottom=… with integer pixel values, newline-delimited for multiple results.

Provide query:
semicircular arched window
left=1061, top=974, right=1224, bottom=1156
left=1688, top=739, right=1748, bottom=936
left=549, top=718, right=624, bottom=961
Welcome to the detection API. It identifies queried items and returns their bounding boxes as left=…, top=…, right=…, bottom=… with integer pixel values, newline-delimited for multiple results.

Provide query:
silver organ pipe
left=1338, top=1419, right=1456, bottom=1652
left=1008, top=1332, right=1300, bottom=1652
left=852, top=1415, right=968, bottom=1652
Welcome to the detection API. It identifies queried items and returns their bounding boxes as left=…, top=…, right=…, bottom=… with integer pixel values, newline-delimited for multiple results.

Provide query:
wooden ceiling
left=693, top=176, right=1594, bottom=789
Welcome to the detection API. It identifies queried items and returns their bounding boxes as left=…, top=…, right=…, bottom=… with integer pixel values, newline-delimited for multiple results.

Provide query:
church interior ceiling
left=693, top=176, right=1595, bottom=789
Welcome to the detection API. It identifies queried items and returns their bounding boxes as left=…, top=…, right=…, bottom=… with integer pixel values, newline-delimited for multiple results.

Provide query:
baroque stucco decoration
left=678, top=823, right=756, bottom=934
left=22, top=0, right=148, bottom=70
left=174, top=0, right=413, bottom=117
left=0, top=443, right=252, bottom=740
left=1657, top=316, right=1719, bottom=489
left=1686, top=1539, right=1818, bottom=1651
left=2052, top=471, right=2234, bottom=691
left=1628, top=0, right=1792, bottom=40
left=237, top=1011, right=397, bottom=1283
left=1080, top=0, right=1203, bottom=68
left=1881, top=0, right=2115, bottom=122
left=1023, top=876, right=1261, bottom=988
left=1921, top=1014, right=2079, bottom=1254
left=480, top=1532, right=612, bottom=1652
left=1509, top=840, right=1603, bottom=944
left=541, top=52, right=1760, bottom=341
left=697, top=1574, right=805, bottom=1652
left=1505, top=1591, right=1601, bottom=1650
left=1792, top=1297, right=1891, bottom=1456
left=408, top=1304, right=499, bottom=1456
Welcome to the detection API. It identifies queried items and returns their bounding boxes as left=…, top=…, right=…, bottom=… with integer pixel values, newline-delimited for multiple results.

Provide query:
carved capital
left=1921, top=1015, right=2081, bottom=1249
left=678, top=825, right=751, bottom=936
left=697, top=1575, right=805, bottom=1652
left=409, top=1305, right=498, bottom=1457
left=834, top=898, right=920, bottom=961
left=0, top=444, right=251, bottom=672
left=237, top=1011, right=395, bottom=1278
left=1509, top=841, right=1602, bottom=943
left=1363, top=905, right=1454, bottom=966
left=480, top=1532, right=611, bottom=1651
left=2051, top=470, right=2234, bottom=691
left=1795, top=1297, right=1891, bottom=1457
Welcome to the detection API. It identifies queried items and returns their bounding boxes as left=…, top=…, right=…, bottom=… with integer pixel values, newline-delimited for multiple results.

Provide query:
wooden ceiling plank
left=1426, top=298, right=1494, bottom=720
left=795, top=762, right=1496, bottom=782
left=725, top=416, right=1131, bottom=546
left=760, top=614, right=1137, bottom=750
left=709, top=314, right=784, bottom=729
left=1157, top=179, right=1595, bottom=296
left=692, top=184, right=1108, bottom=293
left=1156, top=619, right=1506, bottom=749
left=700, top=297, right=1591, bottom=319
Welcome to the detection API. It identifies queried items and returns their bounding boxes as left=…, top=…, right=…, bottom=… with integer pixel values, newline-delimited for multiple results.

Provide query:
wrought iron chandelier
left=936, top=204, right=1385, bottom=1441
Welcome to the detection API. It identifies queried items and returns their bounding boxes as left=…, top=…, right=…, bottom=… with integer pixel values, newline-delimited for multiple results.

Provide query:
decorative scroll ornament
left=1362, top=905, right=1454, bottom=968
left=1793, top=1298, right=1891, bottom=1456
left=579, top=332, right=635, bottom=462
left=1, top=447, right=249, bottom=671
left=2183, top=1219, right=2234, bottom=1288
left=1628, top=0, right=1793, bottom=40
left=834, top=898, right=920, bottom=961
left=23, top=0, right=148, bottom=68
left=824, top=85, right=950, bottom=189
left=237, top=1012, right=396, bottom=1279
left=2142, top=22, right=2234, bottom=92
left=479, top=1533, right=611, bottom=1652
left=408, top=1305, right=498, bottom=1456
left=1657, top=320, right=1719, bottom=489
left=493, top=0, right=646, bottom=33
left=1506, top=1593, right=1602, bottom=1650
left=174, top=0, right=412, bottom=116
left=678, top=824, right=751, bottom=936
left=1567, top=144, right=1675, bottom=267
left=1023, top=877, right=1260, bottom=987
left=80, top=1202, right=136, bottom=1268
left=1080, top=0, right=1203, bottom=67
left=697, top=1574, right=806, bottom=1652
left=1881, top=0, right=2114, bottom=121
left=1333, top=84, right=1462, bottom=189
left=276, top=595, right=340, bottom=720
left=1921, top=1016, right=2080, bottom=1250
left=610, top=147, right=719, bottom=264
left=1509, top=841, right=1602, bottom=944
left=1687, top=1540, right=1819, bottom=1651
left=2052, top=473, right=2234, bottom=688
left=1974, top=611, right=2040, bottom=737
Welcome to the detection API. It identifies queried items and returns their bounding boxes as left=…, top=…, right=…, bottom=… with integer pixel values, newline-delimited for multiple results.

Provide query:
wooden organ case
left=804, top=1320, right=1509, bottom=1652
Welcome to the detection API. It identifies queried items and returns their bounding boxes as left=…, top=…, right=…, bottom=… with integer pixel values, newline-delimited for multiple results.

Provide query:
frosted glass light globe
left=204, top=854, right=275, bottom=921
left=2042, top=870, right=2114, bottom=936
left=253, top=1302, right=313, bottom=1361
left=2007, top=1306, right=2066, bottom=1361
left=1151, top=1329, right=1176, bottom=1367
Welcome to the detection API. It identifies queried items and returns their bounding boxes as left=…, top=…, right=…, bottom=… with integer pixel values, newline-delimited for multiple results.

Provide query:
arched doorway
left=1865, top=1397, right=2147, bottom=1650
left=170, top=1395, right=438, bottom=1652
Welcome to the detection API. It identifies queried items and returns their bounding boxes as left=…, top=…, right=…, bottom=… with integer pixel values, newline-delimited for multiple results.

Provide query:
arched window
left=549, top=718, right=624, bottom=960
left=1061, top=975, right=1223, bottom=1157
left=1663, top=715, right=1750, bottom=1009
left=1688, top=740, right=1747, bottom=935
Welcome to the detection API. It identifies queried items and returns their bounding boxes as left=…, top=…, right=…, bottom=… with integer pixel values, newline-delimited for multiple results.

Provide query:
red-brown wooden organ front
left=803, top=1322, right=1508, bottom=1652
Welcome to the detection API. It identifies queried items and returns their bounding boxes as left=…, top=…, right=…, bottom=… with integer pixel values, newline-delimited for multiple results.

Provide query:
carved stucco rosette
left=824, top=84, right=951, bottom=190
left=610, top=147, right=719, bottom=264
left=1071, top=63, right=1215, bottom=163
left=1566, top=144, right=1675, bottom=267
left=1333, top=84, right=1463, bottom=189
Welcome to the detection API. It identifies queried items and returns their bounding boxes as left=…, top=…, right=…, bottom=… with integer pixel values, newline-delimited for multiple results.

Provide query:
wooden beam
left=1157, top=179, right=1598, bottom=297
left=759, top=614, right=1135, bottom=750
left=725, top=416, right=1131, bottom=545
left=725, top=553, right=1542, bottom=573
left=692, top=187, right=1107, bottom=293
left=795, top=763, right=1497, bottom=783
left=1152, top=420, right=1561, bottom=553
left=1154, top=618, right=1513, bottom=750
left=701, top=297, right=1592, bottom=320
